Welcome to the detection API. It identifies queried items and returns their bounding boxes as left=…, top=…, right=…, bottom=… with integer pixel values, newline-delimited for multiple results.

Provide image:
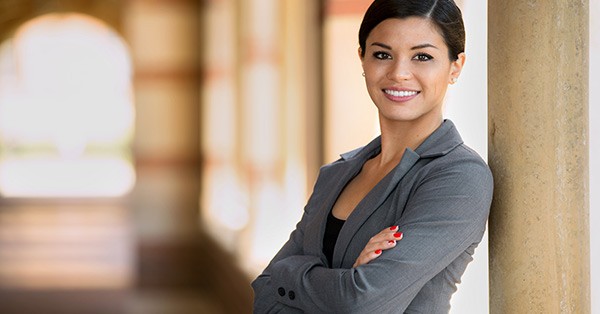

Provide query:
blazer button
left=288, top=290, right=296, bottom=300
left=278, top=287, right=286, bottom=296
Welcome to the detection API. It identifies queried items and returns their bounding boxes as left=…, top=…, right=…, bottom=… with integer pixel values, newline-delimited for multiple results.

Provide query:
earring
left=362, top=72, right=366, bottom=77
left=450, top=77, right=458, bottom=84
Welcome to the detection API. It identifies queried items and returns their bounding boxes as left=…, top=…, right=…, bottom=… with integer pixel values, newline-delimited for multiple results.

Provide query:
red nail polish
left=388, top=240, right=395, bottom=244
left=375, top=249, right=382, bottom=254
left=389, top=226, right=398, bottom=231
left=394, top=232, right=402, bottom=238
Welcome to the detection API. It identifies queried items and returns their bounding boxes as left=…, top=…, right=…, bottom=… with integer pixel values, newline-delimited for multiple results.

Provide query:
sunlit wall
left=443, top=1, right=489, bottom=312
left=200, top=0, right=320, bottom=275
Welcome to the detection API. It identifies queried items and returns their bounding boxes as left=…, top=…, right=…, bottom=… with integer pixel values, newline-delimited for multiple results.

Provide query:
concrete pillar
left=488, top=1, right=590, bottom=313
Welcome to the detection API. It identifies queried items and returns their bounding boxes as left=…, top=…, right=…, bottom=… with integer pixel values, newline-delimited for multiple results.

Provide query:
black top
left=322, top=210, right=345, bottom=267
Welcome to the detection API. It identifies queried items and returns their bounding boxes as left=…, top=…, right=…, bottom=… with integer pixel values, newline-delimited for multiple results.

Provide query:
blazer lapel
left=331, top=149, right=420, bottom=268
left=302, top=158, right=362, bottom=257
left=299, top=120, right=464, bottom=268
left=330, top=120, right=463, bottom=267
left=302, top=136, right=383, bottom=257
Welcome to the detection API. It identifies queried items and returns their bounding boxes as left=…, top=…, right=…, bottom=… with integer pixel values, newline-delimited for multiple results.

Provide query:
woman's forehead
left=366, top=17, right=446, bottom=47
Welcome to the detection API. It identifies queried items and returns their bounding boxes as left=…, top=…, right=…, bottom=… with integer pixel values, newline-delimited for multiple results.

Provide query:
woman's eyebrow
left=411, top=43, right=438, bottom=50
left=370, top=42, right=439, bottom=50
left=370, top=42, right=392, bottom=50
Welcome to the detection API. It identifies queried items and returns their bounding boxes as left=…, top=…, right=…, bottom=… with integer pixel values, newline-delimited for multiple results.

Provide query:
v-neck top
left=322, top=210, right=345, bottom=267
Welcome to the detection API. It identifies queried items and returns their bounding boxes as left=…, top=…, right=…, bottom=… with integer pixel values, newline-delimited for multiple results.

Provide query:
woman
left=252, top=0, right=493, bottom=312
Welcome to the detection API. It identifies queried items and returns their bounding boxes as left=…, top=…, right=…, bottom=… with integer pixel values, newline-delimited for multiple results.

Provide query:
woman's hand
left=353, top=226, right=403, bottom=268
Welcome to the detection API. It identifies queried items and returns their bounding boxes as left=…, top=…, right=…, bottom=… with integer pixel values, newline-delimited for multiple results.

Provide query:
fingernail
left=375, top=249, right=382, bottom=254
left=394, top=232, right=403, bottom=238
left=388, top=240, right=395, bottom=245
left=389, top=226, right=398, bottom=231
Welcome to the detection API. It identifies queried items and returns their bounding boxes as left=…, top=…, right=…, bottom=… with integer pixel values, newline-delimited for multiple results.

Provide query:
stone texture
left=488, top=1, right=590, bottom=313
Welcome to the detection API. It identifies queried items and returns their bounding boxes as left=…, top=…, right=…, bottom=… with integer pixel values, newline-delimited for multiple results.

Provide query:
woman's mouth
left=383, top=89, right=420, bottom=101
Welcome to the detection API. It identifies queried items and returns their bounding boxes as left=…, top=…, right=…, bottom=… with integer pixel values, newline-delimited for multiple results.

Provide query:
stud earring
left=362, top=72, right=366, bottom=77
left=450, top=77, right=458, bottom=84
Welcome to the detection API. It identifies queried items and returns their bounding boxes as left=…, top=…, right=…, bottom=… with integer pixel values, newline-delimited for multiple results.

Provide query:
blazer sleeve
left=264, top=157, right=493, bottom=313
left=252, top=172, right=327, bottom=313
left=251, top=211, right=307, bottom=312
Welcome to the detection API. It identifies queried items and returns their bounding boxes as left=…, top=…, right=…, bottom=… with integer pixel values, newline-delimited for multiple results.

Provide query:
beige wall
left=445, top=2, right=489, bottom=313
left=323, top=14, right=378, bottom=163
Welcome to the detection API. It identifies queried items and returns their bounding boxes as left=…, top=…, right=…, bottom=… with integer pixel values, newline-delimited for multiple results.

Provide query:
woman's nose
left=386, top=60, right=412, bottom=81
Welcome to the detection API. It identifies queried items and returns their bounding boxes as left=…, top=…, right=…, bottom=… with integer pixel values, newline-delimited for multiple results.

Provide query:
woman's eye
left=373, top=51, right=392, bottom=60
left=413, top=53, right=433, bottom=62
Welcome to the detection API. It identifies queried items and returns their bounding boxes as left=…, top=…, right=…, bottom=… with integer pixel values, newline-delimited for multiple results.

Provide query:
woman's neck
left=376, top=115, right=443, bottom=166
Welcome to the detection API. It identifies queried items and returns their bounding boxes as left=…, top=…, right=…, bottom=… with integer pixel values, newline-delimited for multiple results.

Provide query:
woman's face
left=360, top=17, right=465, bottom=126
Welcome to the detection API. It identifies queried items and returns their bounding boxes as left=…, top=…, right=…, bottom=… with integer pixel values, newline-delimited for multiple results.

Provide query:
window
left=0, top=13, right=135, bottom=198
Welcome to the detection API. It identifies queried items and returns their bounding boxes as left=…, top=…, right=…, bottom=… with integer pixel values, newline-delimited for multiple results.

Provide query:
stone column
left=488, top=1, right=590, bottom=313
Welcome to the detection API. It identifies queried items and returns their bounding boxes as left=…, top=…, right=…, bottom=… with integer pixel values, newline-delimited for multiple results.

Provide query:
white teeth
left=385, top=90, right=418, bottom=97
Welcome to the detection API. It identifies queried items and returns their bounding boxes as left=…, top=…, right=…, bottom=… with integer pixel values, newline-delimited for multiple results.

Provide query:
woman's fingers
left=362, top=227, right=402, bottom=251
left=354, top=247, right=384, bottom=267
left=353, top=226, right=403, bottom=267
left=353, top=238, right=397, bottom=267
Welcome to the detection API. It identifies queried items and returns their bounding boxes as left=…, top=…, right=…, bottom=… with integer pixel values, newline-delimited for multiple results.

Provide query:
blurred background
left=0, top=0, right=597, bottom=313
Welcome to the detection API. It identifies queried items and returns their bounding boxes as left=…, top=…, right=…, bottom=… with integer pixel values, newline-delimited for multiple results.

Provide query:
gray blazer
left=252, top=120, right=493, bottom=313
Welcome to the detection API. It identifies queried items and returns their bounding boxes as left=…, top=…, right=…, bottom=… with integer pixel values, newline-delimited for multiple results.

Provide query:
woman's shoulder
left=421, top=142, right=493, bottom=190
left=448, top=142, right=490, bottom=166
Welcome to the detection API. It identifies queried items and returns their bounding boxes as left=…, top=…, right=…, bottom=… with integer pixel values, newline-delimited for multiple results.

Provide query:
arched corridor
left=0, top=0, right=597, bottom=313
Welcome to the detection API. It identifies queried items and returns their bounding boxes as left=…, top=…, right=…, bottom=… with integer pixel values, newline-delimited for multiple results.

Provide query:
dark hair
left=358, top=0, right=465, bottom=60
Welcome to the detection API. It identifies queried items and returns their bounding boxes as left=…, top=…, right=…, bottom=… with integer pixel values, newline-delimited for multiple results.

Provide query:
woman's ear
left=449, top=52, right=466, bottom=83
left=358, top=47, right=366, bottom=76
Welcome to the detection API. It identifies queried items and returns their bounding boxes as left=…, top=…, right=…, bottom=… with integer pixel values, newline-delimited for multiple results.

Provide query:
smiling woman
left=360, top=17, right=465, bottom=135
left=0, top=13, right=135, bottom=198
left=252, top=0, right=492, bottom=313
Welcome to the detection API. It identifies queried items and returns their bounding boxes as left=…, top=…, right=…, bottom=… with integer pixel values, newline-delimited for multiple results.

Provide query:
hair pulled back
left=358, top=0, right=465, bottom=60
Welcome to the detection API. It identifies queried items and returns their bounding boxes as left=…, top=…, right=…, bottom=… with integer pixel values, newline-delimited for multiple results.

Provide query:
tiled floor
left=0, top=206, right=253, bottom=314
left=0, top=289, right=241, bottom=314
